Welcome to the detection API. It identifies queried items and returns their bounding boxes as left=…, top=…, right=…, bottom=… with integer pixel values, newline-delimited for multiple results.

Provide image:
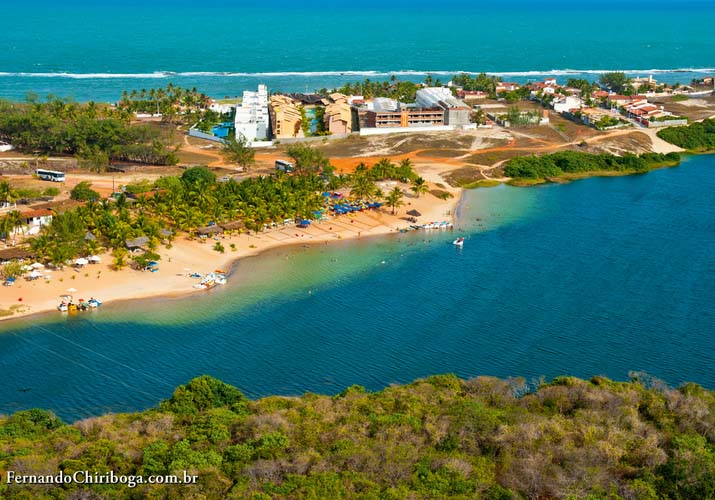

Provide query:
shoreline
left=0, top=185, right=462, bottom=327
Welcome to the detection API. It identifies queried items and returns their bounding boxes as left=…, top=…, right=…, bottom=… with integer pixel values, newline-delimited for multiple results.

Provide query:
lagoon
left=1, top=155, right=714, bottom=422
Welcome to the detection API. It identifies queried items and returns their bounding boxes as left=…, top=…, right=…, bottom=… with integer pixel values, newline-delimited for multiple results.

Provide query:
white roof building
left=415, top=87, right=472, bottom=126
left=235, top=84, right=269, bottom=143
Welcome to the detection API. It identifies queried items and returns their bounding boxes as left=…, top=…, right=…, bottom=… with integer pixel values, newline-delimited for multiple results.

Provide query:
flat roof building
left=416, top=87, right=472, bottom=126
left=235, top=84, right=269, bottom=143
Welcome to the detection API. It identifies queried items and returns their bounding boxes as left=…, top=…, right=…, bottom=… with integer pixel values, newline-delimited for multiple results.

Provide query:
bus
left=274, top=159, right=294, bottom=173
left=36, top=169, right=65, bottom=182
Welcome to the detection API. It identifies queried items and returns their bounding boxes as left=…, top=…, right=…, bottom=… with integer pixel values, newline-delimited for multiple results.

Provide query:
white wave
left=0, top=71, right=171, bottom=79
left=0, top=68, right=713, bottom=79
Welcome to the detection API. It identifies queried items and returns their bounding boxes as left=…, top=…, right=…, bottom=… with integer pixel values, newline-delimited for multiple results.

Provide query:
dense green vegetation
left=117, top=84, right=212, bottom=126
left=451, top=73, right=503, bottom=97
left=1, top=374, right=714, bottom=499
left=0, top=97, right=179, bottom=168
left=18, top=154, right=416, bottom=266
left=504, top=151, right=681, bottom=182
left=657, top=118, right=715, bottom=151
left=599, top=72, right=632, bottom=94
left=320, top=77, right=421, bottom=102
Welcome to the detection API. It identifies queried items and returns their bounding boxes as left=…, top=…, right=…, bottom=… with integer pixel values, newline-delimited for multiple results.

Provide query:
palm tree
left=350, top=175, right=377, bottom=200
left=0, top=181, right=18, bottom=208
left=386, top=187, right=404, bottom=215
left=0, top=216, right=12, bottom=244
left=411, top=177, right=429, bottom=198
left=7, top=210, right=23, bottom=244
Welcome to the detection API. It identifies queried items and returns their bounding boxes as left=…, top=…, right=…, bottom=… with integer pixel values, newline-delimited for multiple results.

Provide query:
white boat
left=87, top=298, right=102, bottom=308
left=57, top=302, right=68, bottom=312
left=453, top=237, right=464, bottom=247
left=195, top=272, right=227, bottom=290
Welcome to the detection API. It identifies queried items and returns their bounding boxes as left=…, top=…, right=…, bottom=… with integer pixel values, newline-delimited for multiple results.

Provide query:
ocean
left=1, top=1, right=714, bottom=102
left=1, top=155, right=713, bottom=422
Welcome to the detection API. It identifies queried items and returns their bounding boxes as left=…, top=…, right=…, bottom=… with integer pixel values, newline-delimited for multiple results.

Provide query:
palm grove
left=7, top=150, right=423, bottom=272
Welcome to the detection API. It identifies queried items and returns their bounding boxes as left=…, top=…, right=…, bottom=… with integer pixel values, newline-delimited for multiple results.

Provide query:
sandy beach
left=0, top=180, right=461, bottom=324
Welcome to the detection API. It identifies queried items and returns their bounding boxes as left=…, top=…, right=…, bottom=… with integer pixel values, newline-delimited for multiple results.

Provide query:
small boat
left=453, top=237, right=464, bottom=247
left=57, top=302, right=68, bottom=312
left=195, top=271, right=227, bottom=290
left=87, top=298, right=102, bottom=308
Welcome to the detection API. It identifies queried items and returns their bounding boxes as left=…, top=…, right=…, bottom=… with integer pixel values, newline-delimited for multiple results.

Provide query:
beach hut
left=196, top=225, right=224, bottom=236
left=88, top=255, right=101, bottom=263
left=125, top=236, right=149, bottom=252
left=0, top=247, right=34, bottom=264
left=74, top=257, right=89, bottom=267
left=27, top=270, right=43, bottom=280
left=220, top=221, right=244, bottom=232
left=159, top=229, right=173, bottom=238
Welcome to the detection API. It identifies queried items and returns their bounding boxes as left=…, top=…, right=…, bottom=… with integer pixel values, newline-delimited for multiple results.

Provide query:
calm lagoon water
left=1, top=155, right=713, bottom=421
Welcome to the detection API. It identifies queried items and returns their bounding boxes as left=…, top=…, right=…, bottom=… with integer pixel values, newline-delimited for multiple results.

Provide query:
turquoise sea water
left=1, top=156, right=713, bottom=421
left=0, top=2, right=714, bottom=101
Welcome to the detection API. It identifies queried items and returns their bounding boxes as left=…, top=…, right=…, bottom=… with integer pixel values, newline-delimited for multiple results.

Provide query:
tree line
left=504, top=151, right=681, bottom=181
left=6, top=151, right=420, bottom=271
left=657, top=118, right=715, bottom=151
left=0, top=97, right=179, bottom=169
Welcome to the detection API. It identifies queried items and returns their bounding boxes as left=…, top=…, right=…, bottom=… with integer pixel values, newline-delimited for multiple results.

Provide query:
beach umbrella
left=66, top=287, right=78, bottom=293
left=31, top=262, right=45, bottom=269
left=88, top=255, right=101, bottom=263
left=74, top=257, right=89, bottom=266
left=407, top=209, right=422, bottom=217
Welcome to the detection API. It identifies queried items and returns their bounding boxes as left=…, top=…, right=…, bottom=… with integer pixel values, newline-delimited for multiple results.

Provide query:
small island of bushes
left=503, top=151, right=681, bottom=185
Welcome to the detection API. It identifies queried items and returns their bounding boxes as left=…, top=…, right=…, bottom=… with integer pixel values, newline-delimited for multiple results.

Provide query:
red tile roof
left=20, top=208, right=53, bottom=218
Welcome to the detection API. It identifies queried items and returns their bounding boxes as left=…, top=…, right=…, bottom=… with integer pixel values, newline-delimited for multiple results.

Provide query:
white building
left=415, top=87, right=471, bottom=126
left=553, top=96, right=583, bottom=114
left=235, top=84, right=269, bottom=144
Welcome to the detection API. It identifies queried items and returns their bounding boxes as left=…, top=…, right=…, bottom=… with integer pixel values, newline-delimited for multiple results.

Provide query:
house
left=457, top=90, right=489, bottom=101
left=496, top=82, right=520, bottom=93
left=20, top=208, right=53, bottom=235
left=630, top=75, right=658, bottom=92
left=553, top=95, right=583, bottom=114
